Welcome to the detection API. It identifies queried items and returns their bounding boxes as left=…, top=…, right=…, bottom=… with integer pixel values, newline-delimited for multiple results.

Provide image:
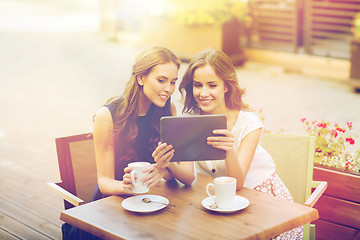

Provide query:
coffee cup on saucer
left=206, top=176, right=237, bottom=209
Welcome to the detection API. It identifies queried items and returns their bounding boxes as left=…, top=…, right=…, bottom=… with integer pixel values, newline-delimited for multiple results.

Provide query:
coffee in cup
left=206, top=176, right=237, bottom=209
left=128, top=162, right=151, bottom=194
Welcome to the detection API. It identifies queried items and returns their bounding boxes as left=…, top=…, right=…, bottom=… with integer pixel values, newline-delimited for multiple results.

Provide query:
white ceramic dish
left=122, top=194, right=169, bottom=213
left=202, top=195, right=249, bottom=213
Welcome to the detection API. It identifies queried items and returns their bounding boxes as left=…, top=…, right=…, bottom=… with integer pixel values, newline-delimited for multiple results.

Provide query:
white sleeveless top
left=195, top=111, right=276, bottom=189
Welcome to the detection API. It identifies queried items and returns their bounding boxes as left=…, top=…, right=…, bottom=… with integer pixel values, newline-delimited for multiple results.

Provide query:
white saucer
left=202, top=195, right=249, bottom=213
left=122, top=194, right=169, bottom=213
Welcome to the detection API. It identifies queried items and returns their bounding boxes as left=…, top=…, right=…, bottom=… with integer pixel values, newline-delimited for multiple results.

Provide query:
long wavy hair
left=179, top=49, right=249, bottom=114
left=107, top=46, right=180, bottom=163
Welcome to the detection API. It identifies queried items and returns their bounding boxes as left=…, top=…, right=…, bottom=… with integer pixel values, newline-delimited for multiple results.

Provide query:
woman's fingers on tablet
left=207, top=132, right=234, bottom=152
left=157, top=144, right=173, bottom=159
left=209, top=141, right=233, bottom=147
left=152, top=142, right=167, bottom=158
left=152, top=143, right=174, bottom=167
left=212, top=129, right=230, bottom=136
left=157, top=149, right=174, bottom=167
left=208, top=130, right=234, bottom=143
left=207, top=136, right=233, bottom=142
left=161, top=144, right=173, bottom=156
left=209, top=142, right=233, bottom=151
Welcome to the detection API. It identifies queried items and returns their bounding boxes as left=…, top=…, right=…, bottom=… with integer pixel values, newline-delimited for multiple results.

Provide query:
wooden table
left=60, top=174, right=319, bottom=240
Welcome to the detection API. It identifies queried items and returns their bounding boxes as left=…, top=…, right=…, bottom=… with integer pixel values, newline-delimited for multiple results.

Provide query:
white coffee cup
left=206, top=176, right=237, bottom=209
left=128, top=162, right=151, bottom=194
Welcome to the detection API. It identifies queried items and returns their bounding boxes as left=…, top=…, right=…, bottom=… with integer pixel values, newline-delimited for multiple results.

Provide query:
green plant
left=165, top=0, right=249, bottom=26
left=352, top=12, right=360, bottom=40
left=301, top=118, right=360, bottom=173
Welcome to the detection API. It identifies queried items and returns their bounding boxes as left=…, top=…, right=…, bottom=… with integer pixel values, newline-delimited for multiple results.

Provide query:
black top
left=92, top=98, right=158, bottom=200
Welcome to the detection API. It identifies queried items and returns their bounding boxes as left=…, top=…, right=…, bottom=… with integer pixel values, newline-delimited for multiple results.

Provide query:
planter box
left=140, top=17, right=246, bottom=65
left=222, top=20, right=246, bottom=66
left=140, top=17, right=222, bottom=60
left=313, top=165, right=360, bottom=240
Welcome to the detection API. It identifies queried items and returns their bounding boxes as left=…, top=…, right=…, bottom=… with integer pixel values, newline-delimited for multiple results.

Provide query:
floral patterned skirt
left=254, top=172, right=303, bottom=240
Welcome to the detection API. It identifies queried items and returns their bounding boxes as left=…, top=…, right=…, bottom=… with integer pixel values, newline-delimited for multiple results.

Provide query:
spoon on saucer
left=142, top=198, right=175, bottom=207
left=209, top=203, right=217, bottom=209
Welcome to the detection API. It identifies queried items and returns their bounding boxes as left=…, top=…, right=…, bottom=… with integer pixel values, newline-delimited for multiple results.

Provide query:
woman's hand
left=152, top=142, right=174, bottom=168
left=207, top=129, right=235, bottom=153
left=122, top=167, right=134, bottom=193
left=141, top=164, right=167, bottom=188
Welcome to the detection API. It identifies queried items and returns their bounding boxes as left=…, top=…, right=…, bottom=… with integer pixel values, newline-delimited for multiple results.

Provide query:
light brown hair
left=107, top=46, right=180, bottom=162
left=179, top=49, right=249, bottom=113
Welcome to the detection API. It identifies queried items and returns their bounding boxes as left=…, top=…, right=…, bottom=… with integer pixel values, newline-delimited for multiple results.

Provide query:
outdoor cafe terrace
left=1, top=0, right=360, bottom=239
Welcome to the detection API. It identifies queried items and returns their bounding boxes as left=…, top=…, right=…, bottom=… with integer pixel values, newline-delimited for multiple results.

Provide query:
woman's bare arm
left=93, top=107, right=131, bottom=196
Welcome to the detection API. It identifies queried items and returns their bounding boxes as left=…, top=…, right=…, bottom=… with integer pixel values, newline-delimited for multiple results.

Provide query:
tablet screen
left=160, top=115, right=227, bottom=162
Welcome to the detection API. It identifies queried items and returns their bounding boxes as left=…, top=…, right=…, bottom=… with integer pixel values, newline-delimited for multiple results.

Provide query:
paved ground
left=1, top=0, right=360, bottom=194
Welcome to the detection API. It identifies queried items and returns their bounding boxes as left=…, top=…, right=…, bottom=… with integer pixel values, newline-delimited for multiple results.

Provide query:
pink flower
left=336, top=128, right=345, bottom=133
left=345, top=161, right=354, bottom=170
left=347, top=121, right=353, bottom=127
left=331, top=130, right=338, bottom=138
left=346, top=138, right=355, bottom=145
left=317, top=122, right=327, bottom=128
left=300, top=118, right=306, bottom=123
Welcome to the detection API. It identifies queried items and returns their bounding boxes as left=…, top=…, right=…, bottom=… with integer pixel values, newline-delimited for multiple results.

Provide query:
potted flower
left=168, top=0, right=248, bottom=27
left=257, top=110, right=360, bottom=238
left=351, top=12, right=360, bottom=40
left=350, top=12, right=360, bottom=90
left=300, top=118, right=360, bottom=173
left=300, top=118, right=360, bottom=239
left=140, top=0, right=249, bottom=64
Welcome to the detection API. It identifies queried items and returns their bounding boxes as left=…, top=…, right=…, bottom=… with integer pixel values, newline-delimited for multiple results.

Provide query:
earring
left=137, top=76, right=144, bottom=86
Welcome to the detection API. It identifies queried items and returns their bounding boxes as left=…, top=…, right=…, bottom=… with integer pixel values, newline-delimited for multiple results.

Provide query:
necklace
left=211, top=160, right=217, bottom=173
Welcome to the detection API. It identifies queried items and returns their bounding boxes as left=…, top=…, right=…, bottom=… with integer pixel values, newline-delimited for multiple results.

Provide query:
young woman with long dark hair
left=92, top=46, right=195, bottom=199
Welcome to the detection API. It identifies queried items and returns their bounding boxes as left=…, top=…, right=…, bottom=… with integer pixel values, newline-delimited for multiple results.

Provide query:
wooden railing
left=248, top=0, right=360, bottom=59
left=248, top=0, right=299, bottom=52
left=304, top=0, right=360, bottom=59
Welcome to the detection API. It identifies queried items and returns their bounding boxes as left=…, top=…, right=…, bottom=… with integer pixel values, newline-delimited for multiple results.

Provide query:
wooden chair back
left=55, top=133, right=97, bottom=209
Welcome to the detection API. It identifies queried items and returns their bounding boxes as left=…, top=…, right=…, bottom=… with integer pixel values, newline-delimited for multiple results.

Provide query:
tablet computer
left=160, top=114, right=227, bottom=162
